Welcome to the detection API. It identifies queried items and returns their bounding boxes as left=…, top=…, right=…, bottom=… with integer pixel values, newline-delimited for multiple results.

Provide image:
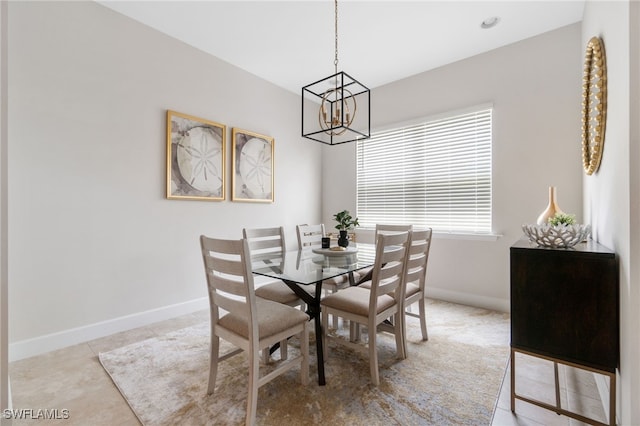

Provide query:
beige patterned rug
left=99, top=299, right=510, bottom=425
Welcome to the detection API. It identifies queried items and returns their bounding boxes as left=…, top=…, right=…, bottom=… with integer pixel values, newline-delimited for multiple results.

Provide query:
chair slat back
left=200, top=236, right=256, bottom=330
left=370, top=231, right=412, bottom=305
left=375, top=224, right=413, bottom=242
left=296, top=224, right=325, bottom=248
left=243, top=226, right=287, bottom=255
left=405, top=229, right=432, bottom=291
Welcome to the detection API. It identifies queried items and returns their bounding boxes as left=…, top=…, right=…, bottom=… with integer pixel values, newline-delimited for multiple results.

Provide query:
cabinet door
left=510, top=246, right=618, bottom=372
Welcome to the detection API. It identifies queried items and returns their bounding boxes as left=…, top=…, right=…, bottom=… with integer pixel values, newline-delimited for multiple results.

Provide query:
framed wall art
left=166, top=110, right=226, bottom=201
left=231, top=128, right=274, bottom=203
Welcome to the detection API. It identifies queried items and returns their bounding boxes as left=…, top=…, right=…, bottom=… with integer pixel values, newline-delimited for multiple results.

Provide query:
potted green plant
left=548, top=212, right=576, bottom=226
left=333, top=210, right=359, bottom=247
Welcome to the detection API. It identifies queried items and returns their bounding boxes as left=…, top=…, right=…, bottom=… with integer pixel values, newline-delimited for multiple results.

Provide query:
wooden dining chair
left=243, top=226, right=311, bottom=362
left=296, top=224, right=356, bottom=327
left=296, top=223, right=359, bottom=289
left=243, top=227, right=307, bottom=308
left=401, top=228, right=433, bottom=351
left=356, top=224, right=413, bottom=284
left=320, top=231, right=412, bottom=386
left=199, top=235, right=309, bottom=426
left=296, top=223, right=326, bottom=249
left=359, top=228, right=432, bottom=352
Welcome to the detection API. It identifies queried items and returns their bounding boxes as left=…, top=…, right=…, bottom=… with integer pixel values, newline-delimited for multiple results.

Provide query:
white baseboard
left=9, top=287, right=508, bottom=362
left=425, top=287, right=510, bottom=313
left=9, top=297, right=209, bottom=362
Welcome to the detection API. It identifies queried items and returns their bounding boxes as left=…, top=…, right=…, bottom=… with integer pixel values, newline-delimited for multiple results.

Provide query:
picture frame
left=231, top=128, right=274, bottom=203
left=166, top=110, right=226, bottom=201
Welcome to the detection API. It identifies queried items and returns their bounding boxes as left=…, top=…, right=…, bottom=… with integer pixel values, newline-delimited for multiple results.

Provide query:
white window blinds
left=356, top=107, right=492, bottom=233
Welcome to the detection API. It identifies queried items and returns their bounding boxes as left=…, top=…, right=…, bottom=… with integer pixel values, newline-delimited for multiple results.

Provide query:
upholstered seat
left=320, top=286, right=396, bottom=316
left=255, top=281, right=306, bottom=305
left=218, top=297, right=310, bottom=340
left=404, top=282, right=420, bottom=298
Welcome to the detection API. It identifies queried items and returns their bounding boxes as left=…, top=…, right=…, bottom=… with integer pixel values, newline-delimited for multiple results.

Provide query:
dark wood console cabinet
left=510, top=238, right=619, bottom=425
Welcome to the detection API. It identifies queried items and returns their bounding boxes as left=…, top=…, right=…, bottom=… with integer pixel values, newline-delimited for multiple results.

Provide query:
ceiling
left=98, top=1, right=585, bottom=95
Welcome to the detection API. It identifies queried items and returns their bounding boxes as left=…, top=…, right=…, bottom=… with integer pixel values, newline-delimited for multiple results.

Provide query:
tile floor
left=493, top=351, right=610, bottom=426
left=8, top=310, right=610, bottom=425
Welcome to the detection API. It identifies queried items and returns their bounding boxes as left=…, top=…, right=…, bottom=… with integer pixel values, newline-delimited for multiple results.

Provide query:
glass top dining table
left=251, top=243, right=376, bottom=286
left=250, top=243, right=377, bottom=386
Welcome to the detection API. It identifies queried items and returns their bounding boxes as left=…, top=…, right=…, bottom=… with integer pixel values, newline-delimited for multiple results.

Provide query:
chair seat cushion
left=322, top=271, right=359, bottom=289
left=218, top=297, right=310, bottom=340
left=322, top=274, right=348, bottom=286
left=358, top=280, right=372, bottom=289
left=255, top=281, right=313, bottom=304
left=405, top=282, right=420, bottom=297
left=320, top=286, right=396, bottom=317
left=354, top=266, right=373, bottom=284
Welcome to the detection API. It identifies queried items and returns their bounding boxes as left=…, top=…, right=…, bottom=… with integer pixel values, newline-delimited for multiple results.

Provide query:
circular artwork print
left=239, top=137, right=272, bottom=198
left=176, top=127, right=223, bottom=193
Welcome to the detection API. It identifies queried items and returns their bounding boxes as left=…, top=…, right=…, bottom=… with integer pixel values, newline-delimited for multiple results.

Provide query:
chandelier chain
left=334, top=0, right=339, bottom=72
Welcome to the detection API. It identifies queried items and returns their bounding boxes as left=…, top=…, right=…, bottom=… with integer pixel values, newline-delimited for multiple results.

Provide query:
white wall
left=323, top=24, right=583, bottom=312
left=7, top=1, right=322, bottom=359
left=582, top=1, right=639, bottom=424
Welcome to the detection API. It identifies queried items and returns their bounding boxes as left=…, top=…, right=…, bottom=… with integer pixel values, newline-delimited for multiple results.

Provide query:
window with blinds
left=356, top=107, right=492, bottom=234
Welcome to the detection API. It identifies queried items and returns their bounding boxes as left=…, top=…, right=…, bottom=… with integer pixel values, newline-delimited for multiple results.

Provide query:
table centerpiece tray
left=312, top=247, right=358, bottom=256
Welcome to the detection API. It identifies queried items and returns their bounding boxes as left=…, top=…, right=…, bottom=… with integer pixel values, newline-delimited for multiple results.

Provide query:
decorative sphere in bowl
left=522, top=223, right=592, bottom=248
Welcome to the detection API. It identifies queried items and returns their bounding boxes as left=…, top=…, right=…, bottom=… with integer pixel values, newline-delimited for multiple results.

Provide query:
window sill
left=355, top=228, right=501, bottom=242
left=433, top=232, right=502, bottom=242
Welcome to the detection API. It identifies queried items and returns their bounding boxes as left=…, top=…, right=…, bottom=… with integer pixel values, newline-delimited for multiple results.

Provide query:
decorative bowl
left=522, top=223, right=592, bottom=248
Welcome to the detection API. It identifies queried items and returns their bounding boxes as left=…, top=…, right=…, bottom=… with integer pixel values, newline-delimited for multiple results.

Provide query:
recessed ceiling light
left=481, top=16, right=500, bottom=29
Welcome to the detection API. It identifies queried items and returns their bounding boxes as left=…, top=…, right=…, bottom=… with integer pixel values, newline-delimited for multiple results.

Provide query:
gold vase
left=536, top=186, right=564, bottom=225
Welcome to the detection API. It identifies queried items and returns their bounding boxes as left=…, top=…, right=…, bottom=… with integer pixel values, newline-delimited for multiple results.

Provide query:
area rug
left=99, top=299, right=510, bottom=425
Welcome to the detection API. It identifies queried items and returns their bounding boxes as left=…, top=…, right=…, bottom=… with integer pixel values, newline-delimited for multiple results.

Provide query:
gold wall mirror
left=581, top=36, right=607, bottom=175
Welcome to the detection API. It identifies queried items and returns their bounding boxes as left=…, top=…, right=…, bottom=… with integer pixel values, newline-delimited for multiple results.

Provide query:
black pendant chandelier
left=302, top=0, right=370, bottom=146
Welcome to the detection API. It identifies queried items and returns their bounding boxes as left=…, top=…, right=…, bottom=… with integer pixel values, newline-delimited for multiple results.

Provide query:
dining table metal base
left=281, top=278, right=326, bottom=386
